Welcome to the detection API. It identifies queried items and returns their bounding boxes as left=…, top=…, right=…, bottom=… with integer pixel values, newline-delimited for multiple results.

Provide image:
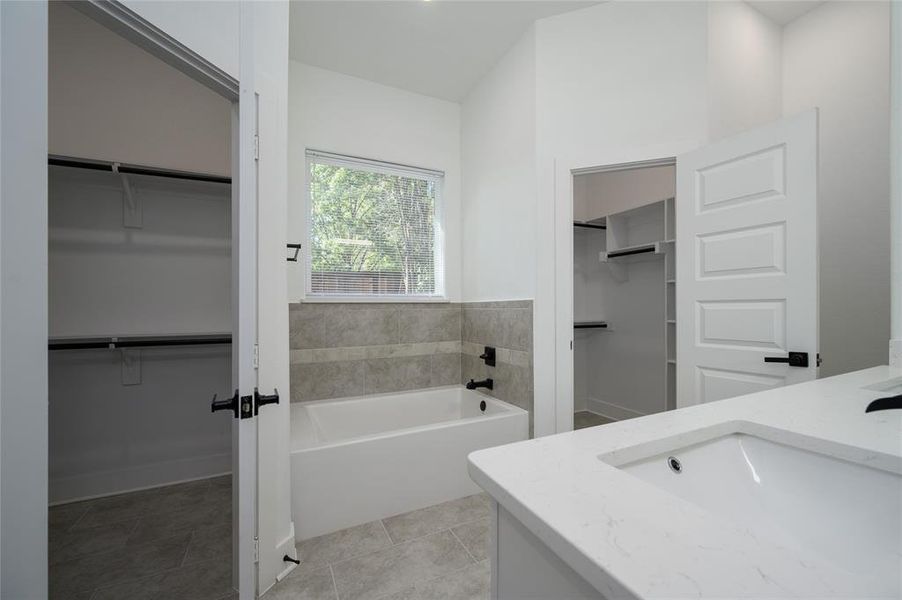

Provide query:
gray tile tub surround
left=289, top=303, right=462, bottom=349
left=289, top=302, right=463, bottom=402
left=288, top=300, right=534, bottom=410
left=460, top=300, right=534, bottom=435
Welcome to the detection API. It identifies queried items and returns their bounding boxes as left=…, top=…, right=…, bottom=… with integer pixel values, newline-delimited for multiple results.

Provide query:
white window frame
left=304, top=149, right=446, bottom=302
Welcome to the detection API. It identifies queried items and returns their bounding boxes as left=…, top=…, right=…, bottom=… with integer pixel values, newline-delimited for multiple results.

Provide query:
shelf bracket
left=114, top=163, right=142, bottom=229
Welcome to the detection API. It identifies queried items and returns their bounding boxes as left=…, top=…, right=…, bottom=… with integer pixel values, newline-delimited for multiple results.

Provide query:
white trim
left=71, top=1, right=239, bottom=101
left=585, top=398, right=647, bottom=422
left=300, top=296, right=450, bottom=304
left=571, top=156, right=676, bottom=177
left=49, top=463, right=230, bottom=506
left=306, top=149, right=444, bottom=179
left=890, top=1, right=902, bottom=366
left=549, top=144, right=701, bottom=437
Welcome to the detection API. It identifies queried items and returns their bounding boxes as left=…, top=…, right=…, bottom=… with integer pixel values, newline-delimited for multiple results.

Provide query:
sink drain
left=667, top=456, right=682, bottom=474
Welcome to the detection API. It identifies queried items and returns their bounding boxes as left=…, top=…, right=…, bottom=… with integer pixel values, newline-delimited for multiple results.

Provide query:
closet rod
left=48, top=155, right=232, bottom=185
left=48, top=334, right=232, bottom=351
left=573, top=222, right=607, bottom=230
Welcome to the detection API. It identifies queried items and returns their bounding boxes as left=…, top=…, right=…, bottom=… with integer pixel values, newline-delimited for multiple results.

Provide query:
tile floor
left=48, top=476, right=234, bottom=600
left=49, top=481, right=490, bottom=600
left=574, top=410, right=615, bottom=430
left=268, top=493, right=492, bottom=600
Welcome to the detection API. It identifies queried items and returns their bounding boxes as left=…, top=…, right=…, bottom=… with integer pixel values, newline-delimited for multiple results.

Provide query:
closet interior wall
left=573, top=164, right=674, bottom=421
left=48, top=3, right=233, bottom=503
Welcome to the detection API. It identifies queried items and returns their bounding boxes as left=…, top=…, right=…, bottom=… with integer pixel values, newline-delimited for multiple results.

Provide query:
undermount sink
left=614, top=432, right=901, bottom=588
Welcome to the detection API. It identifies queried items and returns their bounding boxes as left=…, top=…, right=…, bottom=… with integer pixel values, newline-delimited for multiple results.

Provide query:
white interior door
left=676, top=110, right=818, bottom=407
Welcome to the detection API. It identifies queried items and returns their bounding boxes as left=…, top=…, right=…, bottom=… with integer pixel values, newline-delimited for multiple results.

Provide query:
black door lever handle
left=212, top=389, right=240, bottom=418
left=254, top=388, right=280, bottom=415
left=764, top=351, right=809, bottom=367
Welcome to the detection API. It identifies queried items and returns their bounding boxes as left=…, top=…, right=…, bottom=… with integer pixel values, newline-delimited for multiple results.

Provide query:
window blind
left=306, top=151, right=445, bottom=298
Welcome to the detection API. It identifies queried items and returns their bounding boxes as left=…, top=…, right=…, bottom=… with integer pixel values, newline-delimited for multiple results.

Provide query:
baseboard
left=50, top=452, right=231, bottom=505
left=586, top=398, right=648, bottom=422
left=275, top=522, right=299, bottom=582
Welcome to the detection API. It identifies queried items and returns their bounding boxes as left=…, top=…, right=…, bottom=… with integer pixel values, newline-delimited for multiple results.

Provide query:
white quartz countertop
left=468, top=367, right=902, bottom=599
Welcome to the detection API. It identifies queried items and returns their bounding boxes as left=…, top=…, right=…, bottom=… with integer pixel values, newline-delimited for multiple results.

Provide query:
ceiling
left=746, top=1, right=824, bottom=25
left=289, top=1, right=596, bottom=102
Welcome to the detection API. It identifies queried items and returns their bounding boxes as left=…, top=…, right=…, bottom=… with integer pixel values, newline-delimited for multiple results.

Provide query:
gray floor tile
left=415, top=560, right=490, bottom=600
left=264, top=563, right=336, bottom=600
left=184, top=523, right=231, bottom=565
left=574, top=411, right=615, bottom=430
left=50, top=519, right=138, bottom=565
left=49, top=533, right=191, bottom=599
left=451, top=519, right=490, bottom=562
left=296, top=520, right=392, bottom=567
left=90, top=556, right=233, bottom=600
left=382, top=495, right=490, bottom=544
left=49, top=503, right=92, bottom=536
left=331, top=530, right=473, bottom=600
left=128, top=496, right=231, bottom=546
left=208, top=474, right=232, bottom=490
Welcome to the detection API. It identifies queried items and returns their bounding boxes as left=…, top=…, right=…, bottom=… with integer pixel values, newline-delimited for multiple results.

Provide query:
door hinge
left=253, top=343, right=259, bottom=369
left=254, top=538, right=259, bottom=563
left=253, top=134, right=260, bottom=161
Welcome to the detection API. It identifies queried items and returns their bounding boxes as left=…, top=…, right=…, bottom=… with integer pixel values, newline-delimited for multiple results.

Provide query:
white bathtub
left=290, top=385, right=528, bottom=540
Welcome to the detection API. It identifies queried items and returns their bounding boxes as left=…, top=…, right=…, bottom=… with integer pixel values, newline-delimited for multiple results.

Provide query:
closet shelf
left=601, top=242, right=663, bottom=261
left=48, top=333, right=232, bottom=351
left=574, top=321, right=608, bottom=329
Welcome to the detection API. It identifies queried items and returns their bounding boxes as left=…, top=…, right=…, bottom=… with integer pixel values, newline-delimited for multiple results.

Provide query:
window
left=306, top=150, right=445, bottom=299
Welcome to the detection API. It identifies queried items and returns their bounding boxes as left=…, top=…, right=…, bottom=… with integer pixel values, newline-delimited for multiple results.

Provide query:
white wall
left=707, top=1, right=783, bottom=140
left=782, top=1, right=891, bottom=377
left=535, top=1, right=709, bottom=435
left=460, top=27, right=537, bottom=302
left=49, top=347, right=231, bottom=503
left=573, top=165, right=675, bottom=222
left=49, top=169, right=232, bottom=338
left=49, top=3, right=232, bottom=176
left=287, top=62, right=462, bottom=301
left=1, top=2, right=49, bottom=597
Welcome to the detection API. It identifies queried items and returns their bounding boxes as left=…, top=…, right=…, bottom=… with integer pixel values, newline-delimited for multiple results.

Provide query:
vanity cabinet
left=490, top=501, right=606, bottom=599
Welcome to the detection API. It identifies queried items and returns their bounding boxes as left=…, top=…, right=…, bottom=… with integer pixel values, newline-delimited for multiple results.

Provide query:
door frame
left=553, top=156, right=676, bottom=434
left=547, top=144, right=700, bottom=435
left=2, top=1, right=258, bottom=597
left=73, top=2, right=259, bottom=596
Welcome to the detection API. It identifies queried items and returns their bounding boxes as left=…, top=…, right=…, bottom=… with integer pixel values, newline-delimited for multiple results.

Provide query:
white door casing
left=676, top=110, right=819, bottom=407
left=234, top=3, right=258, bottom=597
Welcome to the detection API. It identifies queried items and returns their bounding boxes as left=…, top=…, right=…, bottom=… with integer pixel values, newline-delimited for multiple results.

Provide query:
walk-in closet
left=572, top=161, right=676, bottom=427
left=47, top=4, right=235, bottom=597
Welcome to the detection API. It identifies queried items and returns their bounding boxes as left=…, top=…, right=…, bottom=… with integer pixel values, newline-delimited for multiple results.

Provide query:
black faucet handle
left=865, top=394, right=902, bottom=413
